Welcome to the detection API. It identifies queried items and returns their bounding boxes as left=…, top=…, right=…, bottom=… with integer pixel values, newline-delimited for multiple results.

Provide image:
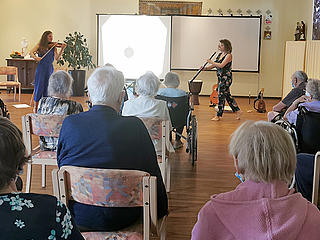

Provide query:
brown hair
left=220, top=39, right=232, bottom=53
left=0, top=117, right=28, bottom=190
left=38, top=31, right=52, bottom=55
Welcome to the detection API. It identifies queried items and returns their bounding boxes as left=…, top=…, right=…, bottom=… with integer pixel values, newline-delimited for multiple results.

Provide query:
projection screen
left=171, top=16, right=261, bottom=72
left=97, top=14, right=171, bottom=79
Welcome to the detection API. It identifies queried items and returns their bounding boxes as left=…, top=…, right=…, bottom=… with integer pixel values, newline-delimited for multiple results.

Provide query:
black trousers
left=295, top=153, right=315, bottom=202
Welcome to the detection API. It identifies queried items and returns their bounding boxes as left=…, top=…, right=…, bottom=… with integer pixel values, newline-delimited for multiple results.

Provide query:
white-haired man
left=57, top=66, right=168, bottom=231
left=268, top=70, right=308, bottom=121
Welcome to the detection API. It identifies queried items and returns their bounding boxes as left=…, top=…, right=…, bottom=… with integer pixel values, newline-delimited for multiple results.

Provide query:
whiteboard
left=97, top=15, right=171, bottom=79
left=171, top=16, right=261, bottom=72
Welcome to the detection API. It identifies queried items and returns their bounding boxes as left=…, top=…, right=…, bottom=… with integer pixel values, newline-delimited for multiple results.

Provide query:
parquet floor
left=1, top=92, right=279, bottom=239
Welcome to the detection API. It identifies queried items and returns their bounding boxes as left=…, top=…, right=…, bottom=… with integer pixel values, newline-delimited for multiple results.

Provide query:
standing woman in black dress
left=204, top=39, right=242, bottom=121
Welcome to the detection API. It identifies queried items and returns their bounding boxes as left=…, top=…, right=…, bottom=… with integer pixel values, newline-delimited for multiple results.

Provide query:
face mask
left=291, top=82, right=295, bottom=88
left=305, top=91, right=311, bottom=97
left=235, top=172, right=244, bottom=183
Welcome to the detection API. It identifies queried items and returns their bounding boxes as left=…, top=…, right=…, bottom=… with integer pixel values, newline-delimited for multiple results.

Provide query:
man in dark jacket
left=57, top=66, right=168, bottom=231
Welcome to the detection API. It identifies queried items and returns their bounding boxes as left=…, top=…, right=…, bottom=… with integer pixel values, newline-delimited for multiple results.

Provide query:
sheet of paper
left=13, top=104, right=31, bottom=108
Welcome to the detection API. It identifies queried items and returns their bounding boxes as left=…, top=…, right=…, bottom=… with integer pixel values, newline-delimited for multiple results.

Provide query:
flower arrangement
left=10, top=51, right=24, bottom=59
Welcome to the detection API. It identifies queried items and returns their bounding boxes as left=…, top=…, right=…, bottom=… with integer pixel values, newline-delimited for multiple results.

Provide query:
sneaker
left=173, top=139, right=183, bottom=149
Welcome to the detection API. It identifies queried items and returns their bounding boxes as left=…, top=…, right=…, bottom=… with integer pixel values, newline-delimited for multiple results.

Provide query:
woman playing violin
left=30, top=31, right=66, bottom=112
left=203, top=39, right=242, bottom=121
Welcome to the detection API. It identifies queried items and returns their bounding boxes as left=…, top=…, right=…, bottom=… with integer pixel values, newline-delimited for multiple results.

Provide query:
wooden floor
left=1, top=92, right=279, bottom=240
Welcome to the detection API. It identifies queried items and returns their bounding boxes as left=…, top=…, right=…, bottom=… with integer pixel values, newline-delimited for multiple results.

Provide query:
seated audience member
left=284, top=79, right=320, bottom=125
left=268, top=70, right=308, bottom=121
left=295, top=153, right=316, bottom=202
left=158, top=72, right=187, bottom=149
left=0, top=117, right=83, bottom=239
left=158, top=72, right=187, bottom=98
left=37, top=70, right=83, bottom=151
left=57, top=66, right=168, bottom=231
left=192, top=121, right=320, bottom=240
left=122, top=71, right=172, bottom=153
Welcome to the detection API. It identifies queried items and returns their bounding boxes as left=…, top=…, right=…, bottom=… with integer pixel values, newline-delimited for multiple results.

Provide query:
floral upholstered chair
left=140, top=117, right=174, bottom=192
left=52, top=166, right=167, bottom=240
left=22, top=113, right=65, bottom=192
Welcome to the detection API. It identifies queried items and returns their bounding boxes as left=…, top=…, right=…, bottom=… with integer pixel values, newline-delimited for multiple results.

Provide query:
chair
left=0, top=66, right=21, bottom=101
left=312, top=152, right=320, bottom=207
left=140, top=118, right=174, bottom=192
left=22, top=113, right=65, bottom=193
left=52, top=166, right=166, bottom=240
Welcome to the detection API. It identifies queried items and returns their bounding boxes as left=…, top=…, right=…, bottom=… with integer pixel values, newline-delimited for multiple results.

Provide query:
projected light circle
left=102, top=15, right=167, bottom=79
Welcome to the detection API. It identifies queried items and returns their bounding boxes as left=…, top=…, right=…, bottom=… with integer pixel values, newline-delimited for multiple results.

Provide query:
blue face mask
left=291, top=82, right=295, bottom=88
left=235, top=172, right=244, bottom=183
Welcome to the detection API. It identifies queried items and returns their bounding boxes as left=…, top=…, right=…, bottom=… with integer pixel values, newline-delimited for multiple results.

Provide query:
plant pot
left=69, top=69, right=85, bottom=96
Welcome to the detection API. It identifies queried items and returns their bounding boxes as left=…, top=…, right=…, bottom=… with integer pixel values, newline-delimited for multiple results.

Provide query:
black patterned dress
left=0, top=193, right=83, bottom=239
left=37, top=97, right=83, bottom=151
left=215, top=53, right=240, bottom=117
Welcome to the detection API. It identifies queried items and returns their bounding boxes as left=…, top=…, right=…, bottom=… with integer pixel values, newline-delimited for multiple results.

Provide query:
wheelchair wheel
left=190, top=115, right=198, bottom=165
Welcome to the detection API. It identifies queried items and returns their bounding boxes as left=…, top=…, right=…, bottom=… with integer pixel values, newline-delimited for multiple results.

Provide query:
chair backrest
left=155, top=95, right=189, bottom=128
left=312, top=152, right=320, bottom=207
left=139, top=117, right=174, bottom=157
left=140, top=117, right=163, bottom=141
left=56, top=166, right=150, bottom=207
left=296, top=106, right=320, bottom=154
left=0, top=66, right=18, bottom=82
left=21, top=113, right=66, bottom=155
left=52, top=166, right=158, bottom=239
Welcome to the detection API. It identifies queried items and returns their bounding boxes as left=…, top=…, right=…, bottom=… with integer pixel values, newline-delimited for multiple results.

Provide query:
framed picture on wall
left=139, top=1, right=202, bottom=15
left=313, top=0, right=320, bottom=39
left=264, top=31, right=272, bottom=40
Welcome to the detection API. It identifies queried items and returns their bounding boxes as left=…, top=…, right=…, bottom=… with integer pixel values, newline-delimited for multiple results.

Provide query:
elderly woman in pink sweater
left=192, top=121, right=320, bottom=240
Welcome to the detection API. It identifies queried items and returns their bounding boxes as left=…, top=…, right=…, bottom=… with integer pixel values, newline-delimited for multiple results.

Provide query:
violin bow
left=189, top=51, right=217, bottom=83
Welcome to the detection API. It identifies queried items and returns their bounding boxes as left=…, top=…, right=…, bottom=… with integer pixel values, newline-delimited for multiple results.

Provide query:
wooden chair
left=140, top=118, right=174, bottom=192
left=52, top=166, right=167, bottom=240
left=312, top=152, right=320, bottom=207
left=0, top=66, right=21, bottom=101
left=22, top=113, right=65, bottom=193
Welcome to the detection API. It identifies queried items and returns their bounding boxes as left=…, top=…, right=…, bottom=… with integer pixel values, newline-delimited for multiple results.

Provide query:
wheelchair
left=156, top=94, right=198, bottom=165
left=275, top=106, right=320, bottom=155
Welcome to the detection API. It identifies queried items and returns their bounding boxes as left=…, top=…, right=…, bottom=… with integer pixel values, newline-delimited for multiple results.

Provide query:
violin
left=254, top=88, right=266, bottom=113
left=210, top=83, right=219, bottom=106
left=48, top=42, right=66, bottom=48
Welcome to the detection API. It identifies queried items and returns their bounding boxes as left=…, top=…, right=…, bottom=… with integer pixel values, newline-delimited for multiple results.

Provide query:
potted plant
left=57, top=32, right=95, bottom=96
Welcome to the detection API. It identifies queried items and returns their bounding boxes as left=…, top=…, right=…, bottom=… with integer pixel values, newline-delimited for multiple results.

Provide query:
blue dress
left=34, top=47, right=55, bottom=102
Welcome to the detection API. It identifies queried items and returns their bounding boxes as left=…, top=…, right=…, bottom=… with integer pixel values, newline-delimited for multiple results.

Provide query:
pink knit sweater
left=192, top=180, right=320, bottom=240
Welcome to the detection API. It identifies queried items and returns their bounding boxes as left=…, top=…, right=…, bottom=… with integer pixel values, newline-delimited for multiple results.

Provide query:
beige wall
left=0, top=0, right=313, bottom=97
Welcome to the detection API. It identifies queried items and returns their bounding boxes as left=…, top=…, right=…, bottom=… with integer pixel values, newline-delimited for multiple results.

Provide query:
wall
left=0, top=0, right=313, bottom=97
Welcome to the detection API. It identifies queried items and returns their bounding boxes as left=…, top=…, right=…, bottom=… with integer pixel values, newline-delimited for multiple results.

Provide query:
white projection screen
left=97, top=15, right=171, bottom=79
left=171, top=16, right=262, bottom=72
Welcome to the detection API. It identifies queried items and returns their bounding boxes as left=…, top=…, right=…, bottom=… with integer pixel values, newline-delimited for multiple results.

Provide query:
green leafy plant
left=57, top=32, right=96, bottom=70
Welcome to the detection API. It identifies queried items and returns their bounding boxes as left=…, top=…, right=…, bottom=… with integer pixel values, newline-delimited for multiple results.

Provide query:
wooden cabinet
left=6, top=58, right=38, bottom=89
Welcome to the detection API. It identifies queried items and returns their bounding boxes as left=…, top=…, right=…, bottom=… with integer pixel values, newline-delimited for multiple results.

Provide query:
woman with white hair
left=122, top=71, right=171, bottom=120
left=192, top=121, right=320, bottom=240
left=37, top=70, right=83, bottom=150
left=122, top=71, right=171, bottom=153
left=284, top=78, right=320, bottom=125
